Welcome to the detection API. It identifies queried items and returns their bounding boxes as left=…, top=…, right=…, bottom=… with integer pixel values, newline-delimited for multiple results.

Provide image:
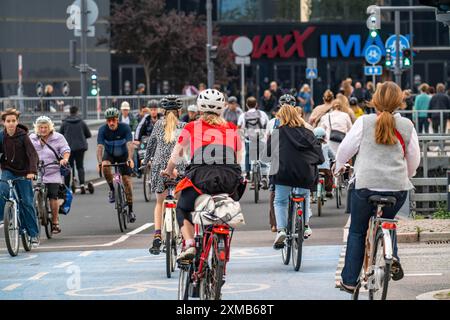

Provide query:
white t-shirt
left=237, top=109, right=269, bottom=128
left=121, top=116, right=130, bottom=126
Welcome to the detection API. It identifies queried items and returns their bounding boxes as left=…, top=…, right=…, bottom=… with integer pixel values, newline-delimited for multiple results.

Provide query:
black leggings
left=65, top=150, right=86, bottom=186
left=176, top=187, right=200, bottom=228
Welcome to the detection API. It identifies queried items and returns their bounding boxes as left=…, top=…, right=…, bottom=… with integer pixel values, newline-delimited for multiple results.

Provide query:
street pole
left=17, top=54, right=24, bottom=112
left=241, top=62, right=245, bottom=110
left=80, top=0, right=88, bottom=120
left=310, top=78, right=313, bottom=106
left=206, top=0, right=214, bottom=88
left=394, top=10, right=402, bottom=87
left=409, top=0, right=414, bottom=91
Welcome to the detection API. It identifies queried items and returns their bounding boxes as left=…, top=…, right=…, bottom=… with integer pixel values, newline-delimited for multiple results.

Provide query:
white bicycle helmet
left=313, top=127, right=326, bottom=140
left=35, top=115, right=54, bottom=126
left=197, top=89, right=225, bottom=115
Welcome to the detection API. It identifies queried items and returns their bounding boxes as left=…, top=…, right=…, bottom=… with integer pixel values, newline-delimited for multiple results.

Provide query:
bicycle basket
left=192, top=194, right=245, bottom=227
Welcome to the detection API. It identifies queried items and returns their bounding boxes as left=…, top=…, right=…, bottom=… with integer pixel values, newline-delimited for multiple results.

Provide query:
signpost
left=306, top=58, right=317, bottom=102
left=364, top=45, right=382, bottom=86
left=232, top=36, right=253, bottom=110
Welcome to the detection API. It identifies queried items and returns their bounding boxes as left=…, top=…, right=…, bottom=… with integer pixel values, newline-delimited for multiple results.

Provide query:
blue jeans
left=245, top=141, right=269, bottom=175
left=341, top=188, right=407, bottom=286
left=274, top=184, right=311, bottom=230
left=0, top=170, right=39, bottom=237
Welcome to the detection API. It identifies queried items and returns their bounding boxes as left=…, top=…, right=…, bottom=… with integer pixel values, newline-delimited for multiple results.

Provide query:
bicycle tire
left=291, top=202, right=304, bottom=271
left=210, top=234, right=226, bottom=300
left=21, top=230, right=32, bottom=252
left=317, top=185, right=322, bottom=217
left=165, top=231, right=172, bottom=278
left=178, top=264, right=191, bottom=300
left=254, top=166, right=260, bottom=204
left=335, top=184, right=340, bottom=209
left=171, top=235, right=179, bottom=273
left=143, top=166, right=152, bottom=202
left=4, top=201, right=19, bottom=257
left=87, top=182, right=95, bottom=194
left=44, top=197, right=53, bottom=239
left=369, top=229, right=391, bottom=300
left=115, top=184, right=126, bottom=233
left=281, top=200, right=292, bottom=265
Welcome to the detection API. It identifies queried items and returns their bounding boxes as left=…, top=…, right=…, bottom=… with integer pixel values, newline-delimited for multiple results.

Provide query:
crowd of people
left=0, top=76, right=430, bottom=296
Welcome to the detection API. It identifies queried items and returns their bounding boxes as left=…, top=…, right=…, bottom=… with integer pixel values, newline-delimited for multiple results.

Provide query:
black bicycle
left=281, top=191, right=307, bottom=271
left=34, top=160, right=57, bottom=239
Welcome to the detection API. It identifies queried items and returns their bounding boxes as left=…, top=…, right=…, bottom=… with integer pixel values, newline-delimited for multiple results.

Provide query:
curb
left=416, top=289, right=450, bottom=300
left=418, top=231, right=450, bottom=242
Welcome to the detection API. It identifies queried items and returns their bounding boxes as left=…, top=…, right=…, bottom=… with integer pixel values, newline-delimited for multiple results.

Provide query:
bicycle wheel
left=165, top=231, right=173, bottom=278
left=253, top=166, right=260, bottom=204
left=44, top=198, right=52, bottom=239
left=178, top=264, right=191, bottom=300
left=281, top=201, right=292, bottom=265
left=317, top=185, right=322, bottom=217
left=21, top=230, right=32, bottom=252
left=291, top=202, right=305, bottom=271
left=143, top=166, right=152, bottom=202
left=4, top=202, right=19, bottom=257
left=369, top=229, right=391, bottom=300
left=210, top=234, right=226, bottom=300
left=115, top=184, right=126, bottom=233
left=335, top=182, right=340, bottom=209
left=171, top=235, right=179, bottom=273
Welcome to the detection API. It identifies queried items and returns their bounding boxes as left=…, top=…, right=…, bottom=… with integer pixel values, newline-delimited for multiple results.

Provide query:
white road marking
left=54, top=262, right=74, bottom=268
left=126, top=223, right=153, bottom=235
left=36, top=224, right=155, bottom=250
left=93, top=180, right=107, bottom=187
left=28, top=272, right=49, bottom=281
left=3, top=283, right=22, bottom=291
left=404, top=273, right=443, bottom=277
left=79, top=251, right=94, bottom=257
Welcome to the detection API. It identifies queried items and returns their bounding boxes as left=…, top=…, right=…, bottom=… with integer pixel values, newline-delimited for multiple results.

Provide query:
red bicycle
left=178, top=221, right=233, bottom=300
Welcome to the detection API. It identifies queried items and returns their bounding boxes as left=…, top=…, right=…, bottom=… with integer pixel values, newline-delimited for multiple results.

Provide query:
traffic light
left=402, top=49, right=412, bottom=68
left=208, top=45, right=218, bottom=60
left=419, top=0, right=450, bottom=12
left=366, top=5, right=381, bottom=38
left=385, top=48, right=392, bottom=68
left=90, top=74, right=98, bottom=96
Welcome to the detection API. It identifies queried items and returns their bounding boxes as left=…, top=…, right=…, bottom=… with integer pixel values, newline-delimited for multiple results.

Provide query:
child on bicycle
left=0, top=108, right=40, bottom=246
left=313, top=127, right=335, bottom=198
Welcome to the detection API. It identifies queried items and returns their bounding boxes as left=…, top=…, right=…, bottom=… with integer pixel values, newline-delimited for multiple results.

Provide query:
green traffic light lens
left=370, top=30, right=378, bottom=38
left=404, top=58, right=411, bottom=66
left=386, top=61, right=392, bottom=67
left=91, top=89, right=98, bottom=95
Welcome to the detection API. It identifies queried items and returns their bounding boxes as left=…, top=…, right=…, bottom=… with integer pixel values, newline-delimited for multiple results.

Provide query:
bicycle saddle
left=368, top=195, right=397, bottom=207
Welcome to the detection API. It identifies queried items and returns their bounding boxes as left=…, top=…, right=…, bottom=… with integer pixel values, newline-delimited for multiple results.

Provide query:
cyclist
left=309, top=89, right=334, bottom=128
left=238, top=96, right=269, bottom=186
left=145, top=96, right=186, bottom=255
left=30, top=116, right=71, bottom=234
left=313, top=127, right=335, bottom=198
left=181, top=105, right=199, bottom=123
left=264, top=105, right=324, bottom=249
left=97, top=108, right=136, bottom=223
left=162, top=89, right=244, bottom=262
left=335, top=81, right=420, bottom=293
left=0, top=108, right=40, bottom=246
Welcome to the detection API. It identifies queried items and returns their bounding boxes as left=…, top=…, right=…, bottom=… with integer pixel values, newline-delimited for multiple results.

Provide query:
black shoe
left=391, top=259, right=404, bottom=281
left=80, top=185, right=86, bottom=194
left=129, top=211, right=136, bottom=223
left=326, top=192, right=333, bottom=198
left=149, top=237, right=162, bottom=255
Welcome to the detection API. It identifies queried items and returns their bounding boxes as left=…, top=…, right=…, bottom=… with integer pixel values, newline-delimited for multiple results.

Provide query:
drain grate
left=426, top=240, right=450, bottom=245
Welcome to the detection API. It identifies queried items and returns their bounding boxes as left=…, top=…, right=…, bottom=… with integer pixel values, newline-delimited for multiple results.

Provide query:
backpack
left=192, top=193, right=245, bottom=227
left=244, top=111, right=263, bottom=130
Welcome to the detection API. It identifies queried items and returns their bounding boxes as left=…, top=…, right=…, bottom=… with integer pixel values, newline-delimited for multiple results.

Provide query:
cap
left=120, top=101, right=130, bottom=110
left=228, top=96, right=238, bottom=103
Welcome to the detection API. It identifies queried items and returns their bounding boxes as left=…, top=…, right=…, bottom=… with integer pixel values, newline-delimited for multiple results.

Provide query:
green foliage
left=433, top=202, right=450, bottom=219
left=308, top=0, right=376, bottom=22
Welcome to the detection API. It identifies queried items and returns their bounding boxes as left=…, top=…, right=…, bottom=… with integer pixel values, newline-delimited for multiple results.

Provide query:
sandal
left=339, top=281, right=357, bottom=294
left=52, top=223, right=61, bottom=234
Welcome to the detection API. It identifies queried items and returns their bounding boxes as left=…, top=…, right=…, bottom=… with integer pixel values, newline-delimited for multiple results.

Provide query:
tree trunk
left=144, top=62, right=151, bottom=95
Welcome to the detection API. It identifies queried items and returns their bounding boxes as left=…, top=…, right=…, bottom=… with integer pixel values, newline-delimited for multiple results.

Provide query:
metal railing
left=397, top=109, right=450, bottom=135
left=0, top=95, right=197, bottom=124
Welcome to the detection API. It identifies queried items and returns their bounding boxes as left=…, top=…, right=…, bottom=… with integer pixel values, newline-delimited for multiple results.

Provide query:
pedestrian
left=336, top=93, right=357, bottom=123
left=259, top=89, right=277, bottom=117
left=135, top=83, right=146, bottom=95
left=349, top=97, right=364, bottom=118
left=119, top=101, right=138, bottom=131
left=313, top=127, right=335, bottom=198
left=264, top=105, right=324, bottom=249
left=297, top=84, right=314, bottom=117
left=181, top=105, right=199, bottom=123
left=30, top=116, right=71, bottom=235
left=413, top=83, right=431, bottom=134
left=0, top=108, right=40, bottom=246
left=402, top=89, right=414, bottom=122
left=182, top=82, right=199, bottom=96
left=351, top=82, right=365, bottom=103
left=335, top=81, right=420, bottom=293
left=59, top=106, right=92, bottom=193
left=309, top=89, right=334, bottom=127
left=137, top=105, right=150, bottom=123
left=269, top=81, right=283, bottom=102
left=429, top=83, right=450, bottom=134
left=318, top=99, right=353, bottom=156
left=364, top=81, right=375, bottom=114
left=223, top=96, right=243, bottom=126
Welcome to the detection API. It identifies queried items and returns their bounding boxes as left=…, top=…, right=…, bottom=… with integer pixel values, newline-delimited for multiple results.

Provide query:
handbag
left=328, top=114, right=346, bottom=143
left=40, top=138, right=71, bottom=177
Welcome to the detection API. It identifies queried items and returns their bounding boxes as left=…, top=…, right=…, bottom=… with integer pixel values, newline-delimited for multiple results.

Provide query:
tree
left=102, top=0, right=234, bottom=93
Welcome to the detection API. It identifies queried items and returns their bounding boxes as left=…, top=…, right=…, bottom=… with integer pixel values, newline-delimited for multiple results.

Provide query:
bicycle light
left=297, top=209, right=303, bottom=216
left=382, top=222, right=397, bottom=230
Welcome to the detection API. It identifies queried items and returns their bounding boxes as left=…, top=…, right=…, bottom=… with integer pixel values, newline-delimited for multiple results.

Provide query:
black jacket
left=0, top=124, right=39, bottom=176
left=429, top=93, right=450, bottom=120
left=59, top=115, right=92, bottom=152
left=265, top=125, right=324, bottom=189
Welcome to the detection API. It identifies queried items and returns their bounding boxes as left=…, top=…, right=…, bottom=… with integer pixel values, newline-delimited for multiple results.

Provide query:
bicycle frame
left=162, top=184, right=179, bottom=236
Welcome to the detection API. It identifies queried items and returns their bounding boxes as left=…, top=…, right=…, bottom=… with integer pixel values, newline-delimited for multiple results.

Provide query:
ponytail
left=164, top=111, right=179, bottom=143
left=375, top=111, right=397, bottom=145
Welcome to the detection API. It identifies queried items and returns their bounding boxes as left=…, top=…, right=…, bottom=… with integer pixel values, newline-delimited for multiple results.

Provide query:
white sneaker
left=273, top=229, right=287, bottom=249
left=177, top=246, right=196, bottom=262
left=304, top=226, right=312, bottom=239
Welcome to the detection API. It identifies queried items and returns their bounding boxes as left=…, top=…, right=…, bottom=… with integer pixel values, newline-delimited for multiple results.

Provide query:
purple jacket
left=30, top=132, right=71, bottom=184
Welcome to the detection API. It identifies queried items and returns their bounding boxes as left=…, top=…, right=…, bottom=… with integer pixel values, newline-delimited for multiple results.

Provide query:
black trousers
left=65, top=150, right=86, bottom=187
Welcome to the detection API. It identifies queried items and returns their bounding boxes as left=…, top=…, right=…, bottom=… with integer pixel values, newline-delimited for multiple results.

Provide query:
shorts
left=102, top=153, right=133, bottom=176
left=46, top=183, right=61, bottom=199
